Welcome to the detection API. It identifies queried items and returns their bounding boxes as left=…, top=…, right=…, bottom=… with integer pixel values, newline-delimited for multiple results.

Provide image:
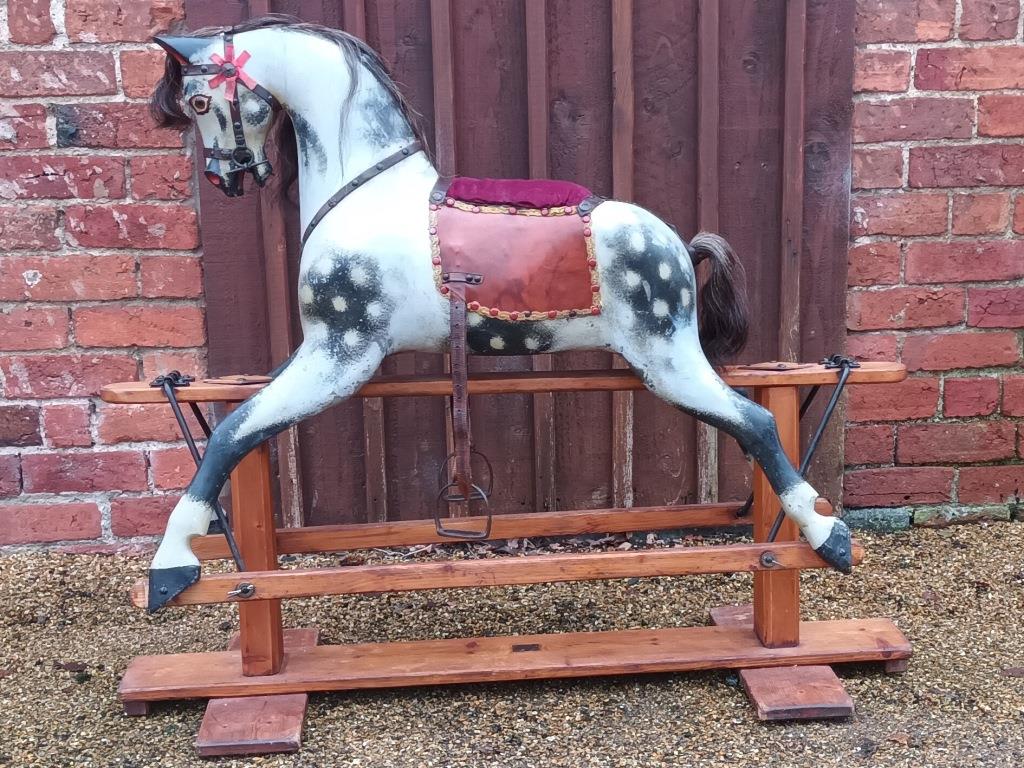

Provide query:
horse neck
left=264, top=37, right=432, bottom=231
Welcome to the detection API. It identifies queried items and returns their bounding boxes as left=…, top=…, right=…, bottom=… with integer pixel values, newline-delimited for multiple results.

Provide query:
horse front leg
left=147, top=340, right=385, bottom=611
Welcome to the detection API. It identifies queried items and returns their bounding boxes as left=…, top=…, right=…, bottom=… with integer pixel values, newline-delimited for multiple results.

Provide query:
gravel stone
left=1, top=524, right=1022, bottom=767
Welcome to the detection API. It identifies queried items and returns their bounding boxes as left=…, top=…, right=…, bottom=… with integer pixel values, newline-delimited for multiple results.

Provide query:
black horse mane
left=151, top=14, right=427, bottom=191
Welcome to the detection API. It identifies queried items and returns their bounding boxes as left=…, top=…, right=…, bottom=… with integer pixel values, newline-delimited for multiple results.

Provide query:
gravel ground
left=1, top=523, right=1022, bottom=768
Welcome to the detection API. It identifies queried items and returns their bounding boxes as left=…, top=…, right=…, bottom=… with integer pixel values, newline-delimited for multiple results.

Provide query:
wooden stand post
left=752, top=385, right=800, bottom=648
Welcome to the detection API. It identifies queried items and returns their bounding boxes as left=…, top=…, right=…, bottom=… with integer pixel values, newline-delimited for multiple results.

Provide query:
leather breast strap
left=301, top=140, right=423, bottom=247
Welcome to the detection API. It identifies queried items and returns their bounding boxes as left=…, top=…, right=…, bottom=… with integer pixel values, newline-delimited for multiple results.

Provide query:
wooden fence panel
left=187, top=0, right=854, bottom=526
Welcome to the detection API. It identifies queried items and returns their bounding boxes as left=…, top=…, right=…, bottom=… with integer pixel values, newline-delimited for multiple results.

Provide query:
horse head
left=153, top=30, right=280, bottom=197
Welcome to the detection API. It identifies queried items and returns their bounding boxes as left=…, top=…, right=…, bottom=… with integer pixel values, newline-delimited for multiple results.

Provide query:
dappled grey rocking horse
left=147, top=15, right=851, bottom=612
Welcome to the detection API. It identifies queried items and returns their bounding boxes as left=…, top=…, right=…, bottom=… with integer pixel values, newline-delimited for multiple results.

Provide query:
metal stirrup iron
left=150, top=371, right=246, bottom=571
left=433, top=271, right=493, bottom=539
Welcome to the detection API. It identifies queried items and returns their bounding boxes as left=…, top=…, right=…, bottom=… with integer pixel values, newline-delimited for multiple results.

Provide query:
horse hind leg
left=622, top=342, right=852, bottom=573
left=147, top=340, right=385, bottom=611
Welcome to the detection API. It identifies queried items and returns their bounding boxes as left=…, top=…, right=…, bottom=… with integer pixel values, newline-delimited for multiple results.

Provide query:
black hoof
left=147, top=565, right=200, bottom=613
left=814, top=519, right=853, bottom=574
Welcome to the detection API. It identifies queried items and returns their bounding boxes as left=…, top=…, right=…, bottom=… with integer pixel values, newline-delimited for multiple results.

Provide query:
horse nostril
left=205, top=171, right=222, bottom=186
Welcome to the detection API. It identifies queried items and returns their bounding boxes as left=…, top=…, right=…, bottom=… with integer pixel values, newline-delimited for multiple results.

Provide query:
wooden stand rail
left=103, top=361, right=910, bottom=753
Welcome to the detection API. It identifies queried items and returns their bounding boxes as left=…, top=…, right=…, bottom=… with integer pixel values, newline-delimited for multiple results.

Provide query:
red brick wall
left=0, top=0, right=204, bottom=549
left=845, top=0, right=1024, bottom=526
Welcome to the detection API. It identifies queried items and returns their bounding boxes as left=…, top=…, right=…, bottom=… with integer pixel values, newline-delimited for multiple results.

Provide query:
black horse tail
left=687, top=232, right=749, bottom=365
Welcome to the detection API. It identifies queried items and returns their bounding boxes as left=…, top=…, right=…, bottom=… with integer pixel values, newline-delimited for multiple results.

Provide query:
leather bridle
left=180, top=31, right=281, bottom=188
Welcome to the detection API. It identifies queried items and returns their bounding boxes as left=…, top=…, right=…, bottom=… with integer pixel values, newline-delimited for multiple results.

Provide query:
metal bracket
left=150, top=371, right=245, bottom=571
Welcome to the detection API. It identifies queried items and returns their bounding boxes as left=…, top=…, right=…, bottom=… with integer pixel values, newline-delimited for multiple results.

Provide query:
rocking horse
left=144, top=15, right=853, bottom=613
left=96, top=16, right=913, bottom=748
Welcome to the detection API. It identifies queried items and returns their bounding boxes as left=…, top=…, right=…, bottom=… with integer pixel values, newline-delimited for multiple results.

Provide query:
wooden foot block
left=194, top=628, right=318, bottom=758
left=884, top=658, right=910, bottom=674
left=739, top=665, right=854, bottom=721
left=122, top=700, right=151, bottom=716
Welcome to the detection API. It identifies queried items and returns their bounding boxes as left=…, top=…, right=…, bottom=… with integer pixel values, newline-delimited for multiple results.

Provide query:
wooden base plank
left=739, top=666, right=854, bottom=721
left=120, top=619, right=910, bottom=703
left=195, top=628, right=319, bottom=758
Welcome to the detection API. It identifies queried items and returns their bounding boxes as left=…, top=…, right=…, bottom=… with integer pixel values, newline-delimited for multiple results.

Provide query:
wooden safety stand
left=103, top=361, right=911, bottom=754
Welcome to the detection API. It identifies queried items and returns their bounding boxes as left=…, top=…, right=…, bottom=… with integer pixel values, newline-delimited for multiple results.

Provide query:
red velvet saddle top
left=446, top=177, right=594, bottom=209
left=430, top=177, right=602, bottom=322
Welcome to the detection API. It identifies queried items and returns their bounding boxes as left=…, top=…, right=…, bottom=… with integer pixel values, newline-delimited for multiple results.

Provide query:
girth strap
left=300, top=139, right=423, bottom=247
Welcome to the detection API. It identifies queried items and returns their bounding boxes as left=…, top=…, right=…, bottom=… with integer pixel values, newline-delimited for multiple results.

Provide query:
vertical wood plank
left=695, top=0, right=720, bottom=504
left=610, top=0, right=635, bottom=509
left=778, top=0, right=806, bottom=362
left=799, top=0, right=856, bottom=509
left=525, top=0, right=556, bottom=513
left=430, top=0, right=457, bottom=175
left=231, top=440, right=285, bottom=675
left=342, top=0, right=387, bottom=523
left=752, top=386, right=800, bottom=648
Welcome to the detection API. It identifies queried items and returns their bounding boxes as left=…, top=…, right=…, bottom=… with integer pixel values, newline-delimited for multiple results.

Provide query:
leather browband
left=300, top=140, right=423, bottom=247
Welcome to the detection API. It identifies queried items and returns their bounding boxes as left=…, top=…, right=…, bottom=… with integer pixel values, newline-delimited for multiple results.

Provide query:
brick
left=1016, top=196, right=1024, bottom=235
left=847, top=287, right=963, bottom=331
left=0, top=206, right=60, bottom=250
left=959, top=0, right=1019, bottom=40
left=968, top=287, right=1024, bottom=328
left=110, top=495, right=177, bottom=537
left=905, top=241, right=1024, bottom=283
left=0, top=156, right=125, bottom=200
left=66, top=0, right=183, bottom=43
left=852, top=147, right=902, bottom=190
left=141, top=349, right=207, bottom=380
left=0, top=254, right=136, bottom=302
left=131, top=155, right=193, bottom=200
left=914, top=506, right=1010, bottom=527
left=0, top=52, right=115, bottom=97
left=850, top=193, right=947, bottom=237
left=121, top=49, right=168, bottom=99
left=846, top=332, right=898, bottom=361
left=853, top=98, right=973, bottom=143
left=1004, top=375, right=1024, bottom=416
left=910, top=144, right=1024, bottom=187
left=42, top=403, right=93, bottom=448
left=0, top=354, right=136, bottom=399
left=845, top=424, right=894, bottom=465
left=96, top=402, right=202, bottom=444
left=902, top=331, right=1020, bottom=371
left=74, top=304, right=204, bottom=348
left=150, top=446, right=193, bottom=489
left=56, top=104, right=182, bottom=150
left=0, top=405, right=41, bottom=447
left=959, top=465, right=1024, bottom=503
left=853, top=50, right=911, bottom=93
left=0, top=306, right=69, bottom=351
left=916, top=47, right=1024, bottom=90
left=897, top=421, right=1015, bottom=463
left=8, top=0, right=56, bottom=44
left=943, top=377, right=999, bottom=417
left=844, top=466, right=953, bottom=507
left=978, top=95, right=1024, bottom=137
left=140, top=256, right=203, bottom=298
left=64, top=204, right=198, bottom=249
left=0, top=455, right=19, bottom=498
left=843, top=507, right=911, bottom=532
left=847, top=377, right=940, bottom=421
left=0, top=502, right=101, bottom=544
left=21, top=451, right=147, bottom=493
left=848, top=242, right=900, bottom=286
left=856, top=0, right=954, bottom=43
left=0, top=104, right=48, bottom=150
left=951, top=193, right=1010, bottom=235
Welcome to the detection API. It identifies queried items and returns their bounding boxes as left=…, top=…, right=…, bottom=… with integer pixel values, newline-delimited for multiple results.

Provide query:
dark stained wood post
left=752, top=385, right=800, bottom=648
left=231, top=439, right=285, bottom=676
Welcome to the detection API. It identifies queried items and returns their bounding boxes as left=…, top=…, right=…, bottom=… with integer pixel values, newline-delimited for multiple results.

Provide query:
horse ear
left=154, top=35, right=210, bottom=65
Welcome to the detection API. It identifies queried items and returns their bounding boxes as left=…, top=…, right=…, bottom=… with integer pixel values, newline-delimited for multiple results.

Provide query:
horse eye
left=188, top=95, right=211, bottom=115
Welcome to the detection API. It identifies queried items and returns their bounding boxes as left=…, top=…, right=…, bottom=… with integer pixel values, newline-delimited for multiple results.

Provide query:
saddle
left=428, top=176, right=604, bottom=537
